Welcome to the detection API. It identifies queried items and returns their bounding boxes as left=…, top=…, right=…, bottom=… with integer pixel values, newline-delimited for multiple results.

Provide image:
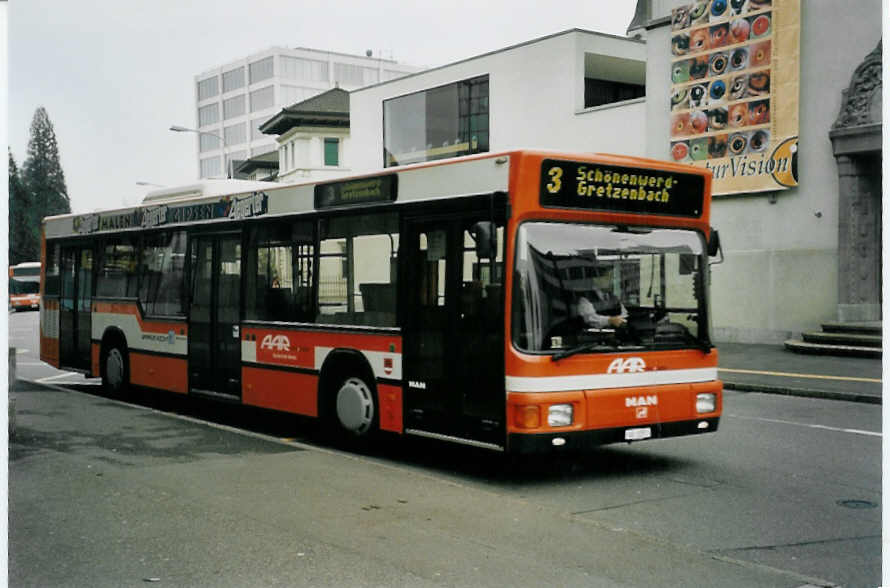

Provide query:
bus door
left=188, top=233, right=242, bottom=398
left=402, top=216, right=504, bottom=445
left=59, top=245, right=93, bottom=370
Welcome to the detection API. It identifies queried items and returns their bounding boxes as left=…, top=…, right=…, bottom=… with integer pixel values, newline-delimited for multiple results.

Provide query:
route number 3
left=546, top=166, right=563, bottom=194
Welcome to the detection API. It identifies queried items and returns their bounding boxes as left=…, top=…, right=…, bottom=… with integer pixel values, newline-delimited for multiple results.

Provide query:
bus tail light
left=547, top=404, right=573, bottom=427
left=696, top=393, right=716, bottom=413
left=515, top=405, right=541, bottom=429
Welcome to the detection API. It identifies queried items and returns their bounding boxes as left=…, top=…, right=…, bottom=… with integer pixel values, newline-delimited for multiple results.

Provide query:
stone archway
left=830, top=40, right=882, bottom=322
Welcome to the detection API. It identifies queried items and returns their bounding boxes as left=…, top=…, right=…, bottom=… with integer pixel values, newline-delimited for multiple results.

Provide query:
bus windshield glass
left=10, top=279, right=40, bottom=295
left=512, top=222, right=707, bottom=354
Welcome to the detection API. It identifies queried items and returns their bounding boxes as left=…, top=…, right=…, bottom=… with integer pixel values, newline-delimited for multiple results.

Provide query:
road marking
left=719, top=367, right=881, bottom=384
left=35, top=372, right=81, bottom=383
left=729, top=413, right=881, bottom=437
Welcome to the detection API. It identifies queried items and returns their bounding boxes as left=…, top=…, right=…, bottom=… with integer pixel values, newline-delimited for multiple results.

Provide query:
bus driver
left=576, top=275, right=628, bottom=329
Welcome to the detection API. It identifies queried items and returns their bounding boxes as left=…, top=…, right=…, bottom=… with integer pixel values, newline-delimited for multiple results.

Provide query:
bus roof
left=42, top=151, right=711, bottom=240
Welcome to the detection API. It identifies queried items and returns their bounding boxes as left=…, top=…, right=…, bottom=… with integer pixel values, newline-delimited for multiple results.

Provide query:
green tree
left=9, top=149, right=39, bottom=264
left=22, top=106, right=71, bottom=231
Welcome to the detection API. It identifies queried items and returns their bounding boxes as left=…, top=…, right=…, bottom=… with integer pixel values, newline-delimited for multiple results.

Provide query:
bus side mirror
left=708, top=229, right=724, bottom=264
left=471, top=221, right=496, bottom=259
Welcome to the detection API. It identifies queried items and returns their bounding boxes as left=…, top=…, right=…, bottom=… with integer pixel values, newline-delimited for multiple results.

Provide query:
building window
left=383, top=75, right=489, bottom=167
left=224, top=122, right=247, bottom=145
left=198, top=103, right=219, bottom=127
left=280, top=56, right=329, bottom=82
left=199, top=133, right=222, bottom=153
left=584, top=78, right=645, bottom=108
left=249, top=56, right=274, bottom=84
left=197, top=76, right=219, bottom=101
left=324, top=138, right=340, bottom=166
left=223, top=95, right=246, bottom=120
left=251, top=117, right=267, bottom=141
left=250, top=86, right=275, bottom=112
left=222, top=67, right=246, bottom=93
left=200, top=156, right=221, bottom=178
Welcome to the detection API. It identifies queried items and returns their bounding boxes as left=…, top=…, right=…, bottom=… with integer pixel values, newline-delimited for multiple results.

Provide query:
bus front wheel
left=335, top=376, right=377, bottom=437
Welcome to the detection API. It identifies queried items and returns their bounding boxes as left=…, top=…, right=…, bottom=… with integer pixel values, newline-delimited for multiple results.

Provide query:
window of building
left=197, top=76, right=219, bottom=101
left=324, top=138, right=340, bottom=166
left=245, top=221, right=315, bottom=322
left=222, top=67, right=245, bottom=93
left=316, top=213, right=398, bottom=327
left=333, top=63, right=365, bottom=86
left=280, top=56, right=329, bottom=82
left=200, top=156, right=221, bottom=178
left=251, top=117, right=267, bottom=141
left=198, top=103, right=219, bottom=127
left=138, top=231, right=187, bottom=316
left=224, top=122, right=247, bottom=145
left=383, top=75, right=489, bottom=167
left=199, top=132, right=222, bottom=153
left=249, top=56, right=274, bottom=84
left=97, top=237, right=138, bottom=298
left=223, top=95, right=246, bottom=120
left=584, top=78, right=645, bottom=108
left=250, top=86, right=275, bottom=112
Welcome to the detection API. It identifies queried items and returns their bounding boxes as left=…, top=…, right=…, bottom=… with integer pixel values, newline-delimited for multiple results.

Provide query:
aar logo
left=260, top=334, right=291, bottom=351
left=607, top=357, right=646, bottom=374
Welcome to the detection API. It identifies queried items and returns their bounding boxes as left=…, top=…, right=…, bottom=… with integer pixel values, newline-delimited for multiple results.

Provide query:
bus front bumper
left=507, top=417, right=720, bottom=454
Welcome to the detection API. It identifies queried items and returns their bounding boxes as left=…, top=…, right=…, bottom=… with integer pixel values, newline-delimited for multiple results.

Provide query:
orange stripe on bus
left=129, top=352, right=188, bottom=394
left=242, top=366, right=318, bottom=416
left=377, top=383, right=403, bottom=433
left=505, top=347, right=719, bottom=378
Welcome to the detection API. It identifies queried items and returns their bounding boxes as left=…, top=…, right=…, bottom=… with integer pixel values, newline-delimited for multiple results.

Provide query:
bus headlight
left=548, top=404, right=573, bottom=427
left=696, top=393, right=716, bottom=413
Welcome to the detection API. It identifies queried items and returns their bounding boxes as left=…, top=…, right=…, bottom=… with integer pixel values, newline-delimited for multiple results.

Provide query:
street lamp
left=169, top=125, right=233, bottom=179
left=135, top=181, right=165, bottom=187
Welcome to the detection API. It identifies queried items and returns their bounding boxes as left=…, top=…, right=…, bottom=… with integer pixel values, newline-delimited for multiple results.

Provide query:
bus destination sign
left=314, top=174, right=397, bottom=209
left=540, top=159, right=705, bottom=218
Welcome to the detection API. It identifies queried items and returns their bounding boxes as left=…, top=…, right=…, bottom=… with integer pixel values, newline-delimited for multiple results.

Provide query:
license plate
left=624, top=427, right=652, bottom=441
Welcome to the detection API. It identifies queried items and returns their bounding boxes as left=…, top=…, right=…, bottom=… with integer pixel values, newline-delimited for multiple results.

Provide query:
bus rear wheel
left=102, top=343, right=129, bottom=397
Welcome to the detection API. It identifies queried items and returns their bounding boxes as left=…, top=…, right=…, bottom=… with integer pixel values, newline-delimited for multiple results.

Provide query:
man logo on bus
left=260, top=334, right=291, bottom=352
left=607, top=357, right=646, bottom=374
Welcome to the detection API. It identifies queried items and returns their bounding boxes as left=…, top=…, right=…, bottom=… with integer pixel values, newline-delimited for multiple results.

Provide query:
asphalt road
left=8, top=310, right=882, bottom=587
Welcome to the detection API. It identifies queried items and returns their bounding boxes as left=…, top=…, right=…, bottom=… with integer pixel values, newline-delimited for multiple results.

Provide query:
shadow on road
left=59, top=382, right=693, bottom=485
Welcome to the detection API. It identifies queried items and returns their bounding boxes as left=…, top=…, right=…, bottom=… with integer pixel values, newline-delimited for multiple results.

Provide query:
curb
left=723, top=381, right=881, bottom=405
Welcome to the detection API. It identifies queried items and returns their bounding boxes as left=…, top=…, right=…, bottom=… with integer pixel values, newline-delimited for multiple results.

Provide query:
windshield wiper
left=551, top=342, right=611, bottom=362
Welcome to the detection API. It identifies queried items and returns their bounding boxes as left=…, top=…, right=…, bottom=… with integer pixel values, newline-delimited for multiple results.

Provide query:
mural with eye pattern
left=669, top=0, right=799, bottom=194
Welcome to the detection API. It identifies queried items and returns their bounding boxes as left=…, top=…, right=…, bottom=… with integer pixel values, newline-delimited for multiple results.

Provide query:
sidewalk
left=716, top=342, right=883, bottom=404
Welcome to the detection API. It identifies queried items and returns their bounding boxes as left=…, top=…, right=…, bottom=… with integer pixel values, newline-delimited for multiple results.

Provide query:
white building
left=193, top=47, right=421, bottom=179
left=348, top=29, right=648, bottom=173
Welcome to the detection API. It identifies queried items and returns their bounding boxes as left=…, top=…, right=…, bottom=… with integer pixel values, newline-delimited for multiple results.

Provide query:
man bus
left=39, top=150, right=722, bottom=453
left=10, top=261, right=41, bottom=311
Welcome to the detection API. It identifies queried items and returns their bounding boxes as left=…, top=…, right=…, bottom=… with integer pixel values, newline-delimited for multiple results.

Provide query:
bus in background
left=10, top=261, right=42, bottom=311
left=39, top=150, right=722, bottom=453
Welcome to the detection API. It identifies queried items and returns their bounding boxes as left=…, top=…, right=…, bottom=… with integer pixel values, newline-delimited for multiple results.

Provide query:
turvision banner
left=669, top=0, right=800, bottom=195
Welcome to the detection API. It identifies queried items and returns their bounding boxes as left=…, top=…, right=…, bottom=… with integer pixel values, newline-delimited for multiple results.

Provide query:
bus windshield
left=512, top=222, right=708, bottom=354
left=10, top=279, right=40, bottom=295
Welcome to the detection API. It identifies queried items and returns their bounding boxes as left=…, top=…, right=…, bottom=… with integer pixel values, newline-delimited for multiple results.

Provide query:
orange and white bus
left=10, top=261, right=42, bottom=311
left=39, top=150, right=722, bottom=453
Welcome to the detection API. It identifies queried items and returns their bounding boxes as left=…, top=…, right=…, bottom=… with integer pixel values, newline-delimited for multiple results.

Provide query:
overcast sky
left=8, top=0, right=637, bottom=213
